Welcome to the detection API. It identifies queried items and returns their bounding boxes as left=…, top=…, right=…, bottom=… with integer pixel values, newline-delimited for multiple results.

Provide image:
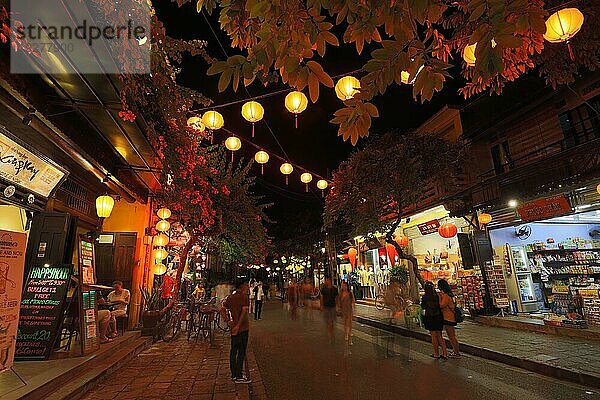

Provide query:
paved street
left=250, top=302, right=600, bottom=400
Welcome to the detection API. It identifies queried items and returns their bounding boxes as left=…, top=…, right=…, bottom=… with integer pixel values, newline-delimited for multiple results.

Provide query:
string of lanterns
left=153, top=207, right=171, bottom=275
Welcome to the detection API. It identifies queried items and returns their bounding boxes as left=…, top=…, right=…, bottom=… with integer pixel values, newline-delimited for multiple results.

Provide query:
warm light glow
left=241, top=101, right=265, bottom=122
left=478, top=213, right=493, bottom=225
left=156, top=219, right=171, bottom=232
left=463, top=40, right=496, bottom=67
left=508, top=199, right=518, bottom=208
left=157, top=208, right=171, bottom=219
left=438, top=222, right=458, bottom=238
left=544, top=8, right=584, bottom=43
left=201, top=110, right=224, bottom=130
left=300, top=172, right=313, bottom=184
left=400, top=65, right=424, bottom=84
left=96, top=195, right=114, bottom=218
left=153, top=233, right=169, bottom=247
left=284, top=91, right=308, bottom=114
left=187, top=116, right=205, bottom=132
left=280, top=163, right=294, bottom=175
left=154, top=248, right=168, bottom=261
left=254, top=151, right=269, bottom=164
left=317, top=179, right=328, bottom=190
left=224, top=136, right=242, bottom=151
left=154, top=263, right=167, bottom=275
left=597, top=183, right=600, bottom=195
left=334, top=76, right=360, bottom=100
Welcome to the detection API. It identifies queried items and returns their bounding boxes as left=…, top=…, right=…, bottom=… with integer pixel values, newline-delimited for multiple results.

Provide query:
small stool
left=115, top=314, right=129, bottom=335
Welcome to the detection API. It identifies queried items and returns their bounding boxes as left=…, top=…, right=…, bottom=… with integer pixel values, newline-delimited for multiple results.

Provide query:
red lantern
left=395, top=235, right=409, bottom=247
left=438, top=223, right=458, bottom=238
left=385, top=243, right=398, bottom=264
left=348, top=247, right=358, bottom=267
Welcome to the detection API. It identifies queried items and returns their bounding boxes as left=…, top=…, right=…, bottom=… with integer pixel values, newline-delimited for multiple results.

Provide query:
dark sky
left=153, top=2, right=466, bottom=240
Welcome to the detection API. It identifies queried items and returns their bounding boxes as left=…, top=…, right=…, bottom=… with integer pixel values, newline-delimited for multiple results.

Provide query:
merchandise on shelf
left=460, top=275, right=484, bottom=311
left=484, top=262, right=509, bottom=308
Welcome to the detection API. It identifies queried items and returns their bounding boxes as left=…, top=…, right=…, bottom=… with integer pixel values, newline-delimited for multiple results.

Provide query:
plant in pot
left=389, top=265, right=409, bottom=285
left=140, top=287, right=166, bottom=329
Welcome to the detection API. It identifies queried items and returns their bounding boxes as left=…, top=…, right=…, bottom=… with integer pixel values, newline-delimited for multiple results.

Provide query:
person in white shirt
left=249, top=279, right=256, bottom=314
left=106, top=280, right=130, bottom=337
left=253, top=282, right=265, bottom=320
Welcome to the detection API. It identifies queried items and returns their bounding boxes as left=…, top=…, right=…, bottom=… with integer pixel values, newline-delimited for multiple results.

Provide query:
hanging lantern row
left=280, top=162, right=294, bottom=185
left=241, top=101, right=264, bottom=138
left=463, top=7, right=584, bottom=66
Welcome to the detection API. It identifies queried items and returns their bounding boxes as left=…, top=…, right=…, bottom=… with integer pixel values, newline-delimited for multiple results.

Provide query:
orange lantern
left=385, top=243, right=398, bottom=265
left=395, top=234, right=409, bottom=247
left=478, top=213, right=493, bottom=226
left=438, top=222, right=458, bottom=238
left=348, top=247, right=358, bottom=267
left=543, top=8, right=584, bottom=60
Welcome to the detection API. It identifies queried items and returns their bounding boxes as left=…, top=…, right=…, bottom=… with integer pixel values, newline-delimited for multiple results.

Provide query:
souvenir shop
left=487, top=192, right=600, bottom=328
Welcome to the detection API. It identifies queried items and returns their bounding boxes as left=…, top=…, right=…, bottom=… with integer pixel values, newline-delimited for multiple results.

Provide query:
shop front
left=488, top=190, right=600, bottom=328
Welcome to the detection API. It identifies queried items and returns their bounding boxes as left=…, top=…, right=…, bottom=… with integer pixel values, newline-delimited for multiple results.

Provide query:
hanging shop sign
left=0, top=229, right=27, bottom=372
left=417, top=219, right=440, bottom=235
left=0, top=127, right=67, bottom=198
left=78, top=236, right=96, bottom=286
left=15, top=264, right=72, bottom=360
left=517, top=194, right=572, bottom=222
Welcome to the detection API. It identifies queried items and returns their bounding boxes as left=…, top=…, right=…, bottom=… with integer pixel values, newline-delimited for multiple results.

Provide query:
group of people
left=249, top=279, right=266, bottom=320
left=420, top=279, right=461, bottom=359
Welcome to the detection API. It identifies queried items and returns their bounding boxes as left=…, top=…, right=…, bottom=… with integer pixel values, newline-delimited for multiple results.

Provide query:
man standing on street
left=320, top=277, right=339, bottom=344
left=254, top=281, right=265, bottom=320
left=221, top=280, right=251, bottom=384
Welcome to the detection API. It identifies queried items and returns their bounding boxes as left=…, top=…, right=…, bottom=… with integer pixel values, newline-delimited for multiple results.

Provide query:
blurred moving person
left=339, top=281, right=355, bottom=345
left=287, top=280, right=299, bottom=320
left=254, top=281, right=265, bottom=320
left=320, top=277, right=339, bottom=344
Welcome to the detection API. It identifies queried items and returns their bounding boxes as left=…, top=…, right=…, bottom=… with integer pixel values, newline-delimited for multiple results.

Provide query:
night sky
left=154, top=2, right=467, bottom=241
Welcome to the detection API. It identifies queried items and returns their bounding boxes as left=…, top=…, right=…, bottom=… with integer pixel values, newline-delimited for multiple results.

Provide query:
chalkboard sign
left=15, top=264, right=72, bottom=360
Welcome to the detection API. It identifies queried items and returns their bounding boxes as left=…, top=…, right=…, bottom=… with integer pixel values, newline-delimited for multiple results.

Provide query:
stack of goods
left=461, top=276, right=484, bottom=311
left=484, top=262, right=509, bottom=308
left=581, top=288, right=600, bottom=326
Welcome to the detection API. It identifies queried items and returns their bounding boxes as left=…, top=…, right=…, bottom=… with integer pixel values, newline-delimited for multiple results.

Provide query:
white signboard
left=0, top=129, right=65, bottom=197
left=0, top=229, right=27, bottom=373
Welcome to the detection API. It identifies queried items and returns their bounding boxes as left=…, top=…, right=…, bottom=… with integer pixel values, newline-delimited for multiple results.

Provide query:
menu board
left=78, top=236, right=96, bottom=285
left=0, top=230, right=27, bottom=372
left=80, top=290, right=99, bottom=354
left=15, top=264, right=72, bottom=360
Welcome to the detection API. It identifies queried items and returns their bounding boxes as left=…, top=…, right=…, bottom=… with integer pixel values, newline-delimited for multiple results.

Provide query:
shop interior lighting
left=508, top=199, right=518, bottom=208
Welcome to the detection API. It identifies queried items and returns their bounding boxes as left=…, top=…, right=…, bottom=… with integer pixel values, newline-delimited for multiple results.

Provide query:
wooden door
left=113, top=232, right=137, bottom=289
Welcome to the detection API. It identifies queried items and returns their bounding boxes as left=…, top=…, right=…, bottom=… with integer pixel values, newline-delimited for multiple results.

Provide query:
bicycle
left=162, top=301, right=188, bottom=342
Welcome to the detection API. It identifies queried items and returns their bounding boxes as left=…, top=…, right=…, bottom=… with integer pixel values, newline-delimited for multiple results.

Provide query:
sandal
left=100, top=337, right=113, bottom=344
left=429, top=354, right=440, bottom=359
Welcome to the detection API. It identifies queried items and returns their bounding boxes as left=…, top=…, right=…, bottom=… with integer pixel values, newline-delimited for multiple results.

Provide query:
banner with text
left=0, top=230, right=27, bottom=372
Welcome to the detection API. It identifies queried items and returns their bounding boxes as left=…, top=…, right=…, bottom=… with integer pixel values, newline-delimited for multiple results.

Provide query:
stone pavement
left=355, top=303, right=600, bottom=386
left=81, top=331, right=267, bottom=400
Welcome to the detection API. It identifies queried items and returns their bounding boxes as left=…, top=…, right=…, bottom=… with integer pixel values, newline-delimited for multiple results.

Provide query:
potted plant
left=389, top=265, right=409, bottom=285
left=140, top=287, right=165, bottom=329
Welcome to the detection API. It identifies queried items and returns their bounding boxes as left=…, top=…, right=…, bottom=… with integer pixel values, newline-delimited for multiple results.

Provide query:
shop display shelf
left=527, top=248, right=600, bottom=254
left=549, top=273, right=600, bottom=277
left=543, top=261, right=600, bottom=267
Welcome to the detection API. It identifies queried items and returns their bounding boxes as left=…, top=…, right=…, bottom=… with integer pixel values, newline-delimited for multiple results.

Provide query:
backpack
left=454, top=306, right=464, bottom=323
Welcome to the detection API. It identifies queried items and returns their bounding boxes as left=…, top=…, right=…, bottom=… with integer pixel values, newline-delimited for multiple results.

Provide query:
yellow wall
left=0, top=205, right=28, bottom=233
left=102, top=200, right=152, bottom=328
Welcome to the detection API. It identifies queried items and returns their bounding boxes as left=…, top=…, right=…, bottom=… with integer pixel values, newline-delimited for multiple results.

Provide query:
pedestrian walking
left=320, top=277, right=339, bottom=344
left=339, top=281, right=355, bottom=345
left=421, top=281, right=447, bottom=359
left=221, top=280, right=251, bottom=384
left=287, top=280, right=299, bottom=320
left=438, top=279, right=461, bottom=357
left=254, top=281, right=265, bottom=320
left=249, top=279, right=256, bottom=314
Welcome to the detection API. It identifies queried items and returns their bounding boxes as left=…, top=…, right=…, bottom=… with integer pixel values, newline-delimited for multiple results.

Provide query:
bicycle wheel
left=375, top=295, right=386, bottom=310
left=187, top=310, right=199, bottom=341
left=216, top=312, right=231, bottom=332
left=200, top=313, right=211, bottom=339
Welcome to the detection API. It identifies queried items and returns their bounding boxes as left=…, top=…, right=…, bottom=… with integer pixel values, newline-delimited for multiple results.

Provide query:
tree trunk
left=385, top=219, right=425, bottom=290
left=165, top=232, right=199, bottom=311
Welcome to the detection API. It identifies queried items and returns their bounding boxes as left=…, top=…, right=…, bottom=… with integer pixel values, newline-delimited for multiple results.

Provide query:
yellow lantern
left=596, top=183, right=600, bottom=195
left=284, top=91, right=308, bottom=128
left=463, top=43, right=478, bottom=67
left=254, top=151, right=269, bottom=175
left=153, top=248, right=168, bottom=261
left=157, top=207, right=171, bottom=220
left=544, top=8, right=584, bottom=60
left=478, top=213, right=493, bottom=226
left=300, top=172, right=313, bottom=192
left=544, top=8, right=584, bottom=43
left=317, top=179, right=328, bottom=190
left=153, top=233, right=169, bottom=247
left=241, top=101, right=264, bottom=138
left=201, top=110, right=224, bottom=130
left=334, top=76, right=360, bottom=101
left=96, top=195, right=114, bottom=218
left=154, top=263, right=167, bottom=275
left=156, top=219, right=171, bottom=232
left=187, top=116, right=205, bottom=132
left=280, top=163, right=294, bottom=185
left=224, top=136, right=242, bottom=151
left=400, top=65, right=424, bottom=84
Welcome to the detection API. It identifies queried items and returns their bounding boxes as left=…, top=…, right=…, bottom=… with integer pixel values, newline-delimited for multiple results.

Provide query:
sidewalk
left=355, top=304, right=600, bottom=388
left=81, top=333, right=266, bottom=400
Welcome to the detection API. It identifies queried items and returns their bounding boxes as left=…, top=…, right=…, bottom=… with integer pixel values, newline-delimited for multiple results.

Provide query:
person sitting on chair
left=107, top=280, right=130, bottom=337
